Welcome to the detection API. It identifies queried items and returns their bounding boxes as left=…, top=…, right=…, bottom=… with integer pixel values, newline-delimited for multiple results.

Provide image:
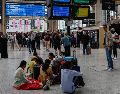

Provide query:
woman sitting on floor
left=13, top=60, right=42, bottom=90
left=38, top=59, right=53, bottom=90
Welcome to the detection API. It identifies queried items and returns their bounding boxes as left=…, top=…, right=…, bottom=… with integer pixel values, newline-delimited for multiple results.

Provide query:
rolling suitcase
left=64, top=50, right=77, bottom=66
left=87, top=46, right=91, bottom=55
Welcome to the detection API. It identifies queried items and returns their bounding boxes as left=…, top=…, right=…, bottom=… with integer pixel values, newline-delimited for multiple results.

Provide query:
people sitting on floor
left=48, top=53, right=55, bottom=66
left=13, top=60, right=42, bottom=90
left=48, top=53, right=62, bottom=85
left=38, top=59, right=53, bottom=90
left=61, top=61, right=83, bottom=93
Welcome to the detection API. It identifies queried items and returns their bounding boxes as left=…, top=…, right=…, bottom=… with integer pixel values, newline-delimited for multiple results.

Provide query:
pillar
left=95, top=0, right=102, bottom=26
left=48, top=20, right=58, bottom=32
left=99, top=26, right=105, bottom=48
left=2, top=0, right=6, bottom=34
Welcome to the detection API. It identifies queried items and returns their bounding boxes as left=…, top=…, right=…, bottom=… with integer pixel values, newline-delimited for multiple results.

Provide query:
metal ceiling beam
left=6, top=1, right=46, bottom=4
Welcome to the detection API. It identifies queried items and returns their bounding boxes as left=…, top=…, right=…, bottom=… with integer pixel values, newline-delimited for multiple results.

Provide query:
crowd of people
left=0, top=27, right=120, bottom=93
left=13, top=51, right=85, bottom=93
left=8, top=30, right=92, bottom=56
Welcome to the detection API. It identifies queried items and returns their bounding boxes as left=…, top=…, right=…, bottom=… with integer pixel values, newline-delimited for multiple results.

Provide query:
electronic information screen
left=74, top=0, right=89, bottom=4
left=53, top=6, right=70, bottom=17
left=6, top=3, right=45, bottom=16
left=53, top=0, right=70, bottom=3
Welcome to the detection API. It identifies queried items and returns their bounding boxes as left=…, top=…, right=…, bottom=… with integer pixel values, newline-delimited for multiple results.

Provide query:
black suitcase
left=33, top=64, right=40, bottom=80
left=86, top=46, right=91, bottom=55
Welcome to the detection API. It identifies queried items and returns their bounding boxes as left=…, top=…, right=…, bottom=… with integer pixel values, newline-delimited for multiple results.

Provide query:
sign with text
left=102, top=0, right=115, bottom=10
left=52, top=6, right=70, bottom=17
left=53, top=0, right=70, bottom=3
left=6, top=3, right=46, bottom=16
left=72, top=6, right=90, bottom=19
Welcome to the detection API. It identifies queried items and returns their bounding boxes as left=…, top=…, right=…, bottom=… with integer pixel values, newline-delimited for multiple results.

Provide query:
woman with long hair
left=13, top=60, right=42, bottom=90
left=38, top=59, right=53, bottom=89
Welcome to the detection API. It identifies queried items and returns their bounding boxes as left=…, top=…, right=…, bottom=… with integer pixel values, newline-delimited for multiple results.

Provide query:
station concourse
left=0, top=0, right=120, bottom=94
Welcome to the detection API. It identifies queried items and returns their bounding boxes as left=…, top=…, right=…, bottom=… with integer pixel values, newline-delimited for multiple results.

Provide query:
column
left=2, top=0, right=6, bottom=34
left=95, top=0, right=102, bottom=26
left=48, top=20, right=58, bottom=32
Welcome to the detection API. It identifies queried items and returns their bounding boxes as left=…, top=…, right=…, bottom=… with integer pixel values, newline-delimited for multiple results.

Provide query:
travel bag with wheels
left=86, top=46, right=91, bottom=55
left=64, top=50, right=77, bottom=66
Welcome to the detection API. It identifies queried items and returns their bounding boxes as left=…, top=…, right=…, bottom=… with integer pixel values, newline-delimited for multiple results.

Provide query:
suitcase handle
left=73, top=50, right=76, bottom=59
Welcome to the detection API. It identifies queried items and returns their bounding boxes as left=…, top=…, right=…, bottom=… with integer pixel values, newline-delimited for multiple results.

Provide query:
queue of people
left=8, top=30, right=93, bottom=56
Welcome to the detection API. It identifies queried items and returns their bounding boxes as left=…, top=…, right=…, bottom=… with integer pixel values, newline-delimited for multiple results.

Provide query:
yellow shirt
left=28, top=61, right=36, bottom=73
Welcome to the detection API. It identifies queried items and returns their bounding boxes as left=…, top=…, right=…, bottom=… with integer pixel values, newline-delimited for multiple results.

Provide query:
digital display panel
left=73, top=6, right=90, bottom=19
left=53, top=6, right=70, bottom=17
left=0, top=2, right=1, bottom=15
left=76, top=8, right=89, bottom=17
left=74, top=0, right=89, bottom=4
left=53, top=0, right=70, bottom=3
left=6, top=3, right=45, bottom=16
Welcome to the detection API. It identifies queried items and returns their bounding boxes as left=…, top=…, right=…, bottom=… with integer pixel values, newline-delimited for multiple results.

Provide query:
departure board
left=74, top=0, right=89, bottom=4
left=53, top=6, right=70, bottom=17
left=76, top=7, right=89, bottom=17
left=6, top=3, right=45, bottom=16
left=53, top=0, right=70, bottom=3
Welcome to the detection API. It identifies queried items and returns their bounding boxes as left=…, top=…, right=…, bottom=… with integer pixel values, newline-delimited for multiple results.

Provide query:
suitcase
left=33, top=64, right=40, bottom=80
left=87, top=46, right=91, bottom=55
left=64, top=50, right=77, bottom=66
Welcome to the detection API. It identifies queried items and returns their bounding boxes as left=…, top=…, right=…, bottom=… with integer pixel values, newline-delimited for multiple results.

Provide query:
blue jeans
left=105, top=47, right=113, bottom=69
left=28, top=40, right=32, bottom=53
left=83, top=45, right=87, bottom=55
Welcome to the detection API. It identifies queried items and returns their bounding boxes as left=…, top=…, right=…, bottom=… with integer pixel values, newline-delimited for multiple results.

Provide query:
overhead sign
left=52, top=6, right=70, bottom=17
left=74, top=0, right=89, bottom=4
left=6, top=3, right=46, bottom=16
left=53, top=0, right=70, bottom=3
left=102, top=0, right=115, bottom=10
left=0, top=1, right=1, bottom=15
left=72, top=6, right=90, bottom=19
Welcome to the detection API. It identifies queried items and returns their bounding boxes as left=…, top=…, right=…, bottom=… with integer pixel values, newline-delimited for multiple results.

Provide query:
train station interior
left=0, top=0, right=120, bottom=94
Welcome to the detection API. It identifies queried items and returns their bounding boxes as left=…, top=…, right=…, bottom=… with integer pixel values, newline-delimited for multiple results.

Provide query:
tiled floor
left=0, top=46, right=120, bottom=94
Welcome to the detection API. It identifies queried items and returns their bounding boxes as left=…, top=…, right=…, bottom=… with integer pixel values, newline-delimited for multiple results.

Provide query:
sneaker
left=114, top=57, right=117, bottom=60
left=105, top=67, right=110, bottom=70
left=108, top=68, right=113, bottom=71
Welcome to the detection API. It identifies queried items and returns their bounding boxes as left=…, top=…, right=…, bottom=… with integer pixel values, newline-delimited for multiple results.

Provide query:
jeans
left=64, top=45, right=71, bottom=56
left=105, top=47, right=113, bottom=69
left=113, top=43, right=117, bottom=58
left=36, top=41, right=40, bottom=50
left=83, top=45, right=87, bottom=55
left=28, top=41, right=32, bottom=53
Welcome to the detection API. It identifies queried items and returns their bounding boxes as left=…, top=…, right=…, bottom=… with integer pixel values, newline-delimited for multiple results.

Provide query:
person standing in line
left=10, top=33, right=15, bottom=50
left=44, top=32, right=50, bottom=51
left=30, top=31, right=36, bottom=52
left=0, top=34, right=8, bottom=58
left=81, top=32, right=90, bottom=55
left=53, top=32, right=61, bottom=56
left=111, top=28, right=119, bottom=60
left=35, top=33, right=41, bottom=50
left=103, top=25, right=113, bottom=71
left=62, top=33, right=71, bottom=56
left=28, top=33, right=32, bottom=54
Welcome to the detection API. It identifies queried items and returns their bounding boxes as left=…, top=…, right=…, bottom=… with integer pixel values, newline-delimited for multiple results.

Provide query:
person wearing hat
left=27, top=56, right=38, bottom=76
